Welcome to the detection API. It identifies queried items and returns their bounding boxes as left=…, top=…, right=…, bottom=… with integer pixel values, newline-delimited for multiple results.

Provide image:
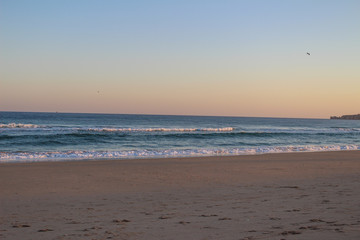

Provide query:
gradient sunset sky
left=1, top=0, right=359, bottom=118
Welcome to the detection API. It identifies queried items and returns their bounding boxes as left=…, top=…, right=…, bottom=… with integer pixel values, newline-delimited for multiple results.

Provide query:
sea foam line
left=0, top=123, right=42, bottom=128
left=1, top=145, right=359, bottom=163
left=2, top=122, right=359, bottom=135
left=0, top=123, right=234, bottom=132
left=85, top=127, right=235, bottom=132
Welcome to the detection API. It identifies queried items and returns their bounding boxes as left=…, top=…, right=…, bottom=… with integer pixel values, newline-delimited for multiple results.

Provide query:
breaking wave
left=1, top=145, right=359, bottom=163
left=85, top=127, right=235, bottom=132
left=0, top=123, right=234, bottom=133
left=0, top=123, right=42, bottom=128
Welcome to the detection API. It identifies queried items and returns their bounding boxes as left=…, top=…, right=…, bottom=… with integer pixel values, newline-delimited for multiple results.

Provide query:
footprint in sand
left=280, top=230, right=301, bottom=235
left=178, top=221, right=190, bottom=225
left=12, top=224, right=31, bottom=228
left=112, top=219, right=131, bottom=223
left=38, top=229, right=54, bottom=232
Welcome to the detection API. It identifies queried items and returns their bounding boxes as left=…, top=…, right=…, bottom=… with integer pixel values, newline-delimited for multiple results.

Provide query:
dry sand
left=1, top=151, right=360, bottom=240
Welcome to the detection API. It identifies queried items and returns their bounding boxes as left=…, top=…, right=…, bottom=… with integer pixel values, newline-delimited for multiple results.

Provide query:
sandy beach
left=1, top=151, right=360, bottom=240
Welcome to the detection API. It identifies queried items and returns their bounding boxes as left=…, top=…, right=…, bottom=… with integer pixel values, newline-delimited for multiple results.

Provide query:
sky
left=1, top=0, right=359, bottom=118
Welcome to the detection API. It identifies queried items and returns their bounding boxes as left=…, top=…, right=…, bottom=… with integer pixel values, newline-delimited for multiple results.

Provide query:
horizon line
left=0, top=110, right=328, bottom=120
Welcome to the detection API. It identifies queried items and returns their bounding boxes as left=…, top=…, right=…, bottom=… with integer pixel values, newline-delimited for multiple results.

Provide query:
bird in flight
left=307, top=52, right=310, bottom=55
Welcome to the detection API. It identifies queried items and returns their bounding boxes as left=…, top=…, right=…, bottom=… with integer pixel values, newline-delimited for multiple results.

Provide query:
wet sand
left=1, top=151, right=360, bottom=239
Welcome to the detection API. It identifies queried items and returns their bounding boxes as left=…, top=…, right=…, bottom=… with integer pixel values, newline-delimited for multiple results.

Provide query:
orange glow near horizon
left=1, top=1, right=359, bottom=118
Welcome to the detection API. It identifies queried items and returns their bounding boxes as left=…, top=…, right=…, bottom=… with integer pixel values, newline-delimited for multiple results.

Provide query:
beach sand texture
left=1, top=151, right=360, bottom=239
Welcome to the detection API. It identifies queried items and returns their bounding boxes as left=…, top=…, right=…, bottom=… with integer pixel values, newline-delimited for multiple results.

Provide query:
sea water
left=1, top=112, right=360, bottom=163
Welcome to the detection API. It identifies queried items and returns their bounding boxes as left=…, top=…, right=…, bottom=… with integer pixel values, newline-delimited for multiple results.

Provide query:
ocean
left=1, top=112, right=360, bottom=163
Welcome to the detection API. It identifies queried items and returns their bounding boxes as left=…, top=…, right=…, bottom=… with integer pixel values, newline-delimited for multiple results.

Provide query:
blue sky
left=1, top=0, right=359, bottom=117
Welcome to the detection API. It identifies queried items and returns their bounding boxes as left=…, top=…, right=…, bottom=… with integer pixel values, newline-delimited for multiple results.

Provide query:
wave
left=330, top=127, right=360, bottom=132
left=2, top=122, right=360, bottom=135
left=241, top=127, right=360, bottom=134
left=0, top=123, right=42, bottom=128
left=1, top=129, right=359, bottom=143
left=0, top=123, right=235, bottom=132
left=84, top=127, right=235, bottom=132
left=1, top=145, right=359, bottom=163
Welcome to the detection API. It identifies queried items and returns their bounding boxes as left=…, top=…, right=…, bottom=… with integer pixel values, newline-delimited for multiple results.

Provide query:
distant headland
left=330, top=114, right=360, bottom=120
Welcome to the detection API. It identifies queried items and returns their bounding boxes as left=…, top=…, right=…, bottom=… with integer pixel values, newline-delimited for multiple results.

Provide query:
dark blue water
left=1, top=112, right=360, bottom=162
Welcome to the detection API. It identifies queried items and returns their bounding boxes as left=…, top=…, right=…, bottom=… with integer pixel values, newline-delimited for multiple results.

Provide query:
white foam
left=85, top=127, right=235, bottom=132
left=2, top=123, right=359, bottom=134
left=1, top=144, right=359, bottom=163
left=0, top=124, right=235, bottom=132
left=0, top=123, right=41, bottom=128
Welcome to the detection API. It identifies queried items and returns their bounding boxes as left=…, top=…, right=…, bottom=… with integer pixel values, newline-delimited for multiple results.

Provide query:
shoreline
left=1, top=150, right=360, bottom=239
left=2, top=148, right=360, bottom=165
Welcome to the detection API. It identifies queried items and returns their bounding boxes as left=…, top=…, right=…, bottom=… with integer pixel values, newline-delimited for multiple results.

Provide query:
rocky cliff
left=330, top=114, right=360, bottom=120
